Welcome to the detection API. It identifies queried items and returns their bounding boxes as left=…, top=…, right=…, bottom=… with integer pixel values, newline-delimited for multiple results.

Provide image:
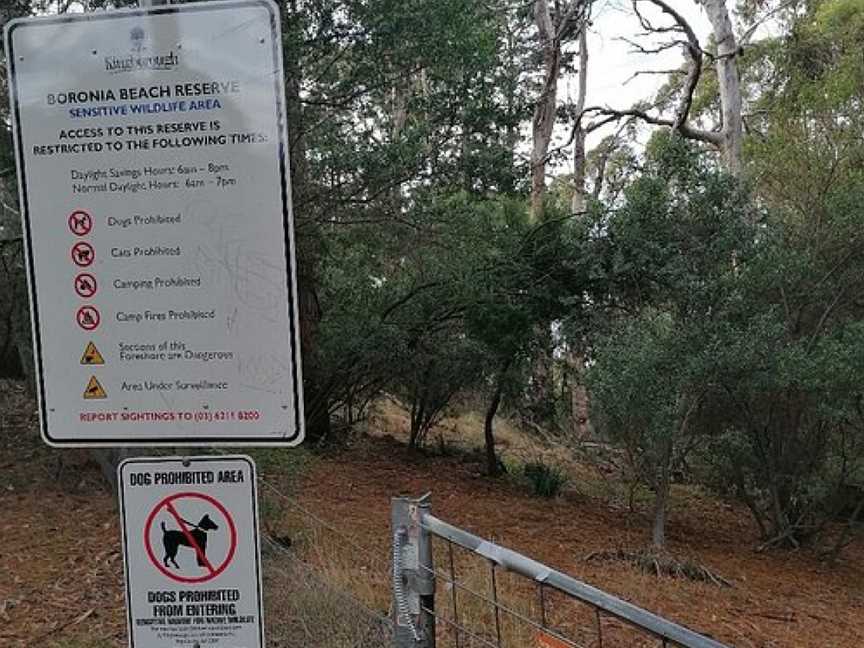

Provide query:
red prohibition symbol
left=68, top=210, right=92, bottom=236
left=144, top=492, right=238, bottom=584
left=74, top=273, right=97, bottom=299
left=76, top=305, right=100, bottom=331
left=71, top=241, right=95, bottom=268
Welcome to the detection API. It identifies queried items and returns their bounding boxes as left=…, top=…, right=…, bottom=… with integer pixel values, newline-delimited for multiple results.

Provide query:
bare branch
left=586, top=112, right=630, bottom=132
left=570, top=0, right=714, bottom=145
left=639, top=0, right=703, bottom=130
left=617, top=36, right=690, bottom=57
left=623, top=68, right=686, bottom=86
left=582, top=105, right=722, bottom=146
left=631, top=0, right=658, bottom=34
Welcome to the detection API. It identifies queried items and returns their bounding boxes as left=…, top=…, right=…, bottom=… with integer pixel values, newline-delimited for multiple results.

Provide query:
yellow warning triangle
left=80, top=341, right=105, bottom=365
left=83, top=375, right=107, bottom=399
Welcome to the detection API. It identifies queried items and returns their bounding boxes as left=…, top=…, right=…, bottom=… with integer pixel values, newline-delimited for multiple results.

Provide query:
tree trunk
left=502, top=23, right=519, bottom=194
left=567, top=350, right=590, bottom=439
left=409, top=386, right=427, bottom=450
left=768, top=480, right=793, bottom=542
left=734, top=476, right=769, bottom=540
left=11, top=278, right=34, bottom=394
left=652, top=482, right=669, bottom=549
left=409, top=393, right=420, bottom=449
left=652, top=435, right=675, bottom=549
left=530, top=0, right=562, bottom=222
left=284, top=2, right=331, bottom=442
left=297, top=270, right=331, bottom=441
left=697, top=0, right=743, bottom=176
left=92, top=448, right=131, bottom=498
left=0, top=176, right=34, bottom=393
left=389, top=82, right=409, bottom=208
left=484, top=360, right=510, bottom=476
left=826, top=496, right=864, bottom=563
left=563, top=31, right=591, bottom=439
left=527, top=329, right=555, bottom=423
left=570, top=28, right=589, bottom=215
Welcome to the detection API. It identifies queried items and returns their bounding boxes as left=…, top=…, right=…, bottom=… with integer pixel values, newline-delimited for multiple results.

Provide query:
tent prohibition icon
left=74, top=273, right=97, bottom=299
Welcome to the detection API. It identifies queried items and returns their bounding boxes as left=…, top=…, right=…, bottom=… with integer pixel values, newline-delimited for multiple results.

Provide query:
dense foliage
left=0, top=0, right=861, bottom=554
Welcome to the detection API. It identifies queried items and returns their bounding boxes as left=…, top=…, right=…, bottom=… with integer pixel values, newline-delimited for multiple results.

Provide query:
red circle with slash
left=71, top=241, right=95, bottom=268
left=144, top=492, right=238, bottom=584
left=74, top=273, right=98, bottom=299
left=68, top=210, right=92, bottom=236
left=76, top=305, right=100, bottom=331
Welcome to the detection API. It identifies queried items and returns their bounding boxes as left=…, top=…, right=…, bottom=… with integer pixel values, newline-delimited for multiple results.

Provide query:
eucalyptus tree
left=529, top=0, right=591, bottom=220
left=582, top=0, right=745, bottom=176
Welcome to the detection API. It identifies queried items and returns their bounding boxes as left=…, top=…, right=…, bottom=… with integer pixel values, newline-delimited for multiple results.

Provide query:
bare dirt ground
left=294, top=438, right=864, bottom=647
left=1, top=387, right=862, bottom=647
left=0, top=384, right=125, bottom=647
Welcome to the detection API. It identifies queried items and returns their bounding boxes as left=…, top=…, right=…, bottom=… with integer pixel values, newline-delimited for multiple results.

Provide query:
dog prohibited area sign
left=119, top=456, right=263, bottom=648
left=7, top=0, right=304, bottom=447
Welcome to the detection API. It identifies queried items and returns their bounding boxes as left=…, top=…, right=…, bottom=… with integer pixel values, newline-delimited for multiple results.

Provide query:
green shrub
left=523, top=461, right=569, bottom=498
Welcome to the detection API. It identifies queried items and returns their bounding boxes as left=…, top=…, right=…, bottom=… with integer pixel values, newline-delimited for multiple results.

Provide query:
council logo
left=104, top=25, right=179, bottom=74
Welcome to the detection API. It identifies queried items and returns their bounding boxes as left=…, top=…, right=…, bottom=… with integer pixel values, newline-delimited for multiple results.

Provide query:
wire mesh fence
left=422, top=534, right=702, bottom=648
left=247, top=476, right=729, bottom=648
left=263, top=536, right=394, bottom=648
left=258, top=477, right=395, bottom=648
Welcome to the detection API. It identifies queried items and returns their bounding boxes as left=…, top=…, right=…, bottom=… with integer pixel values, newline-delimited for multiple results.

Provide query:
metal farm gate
left=391, top=495, right=731, bottom=648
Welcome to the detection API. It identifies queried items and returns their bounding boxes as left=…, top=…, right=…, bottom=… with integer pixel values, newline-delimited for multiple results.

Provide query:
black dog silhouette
left=71, top=215, right=89, bottom=232
left=161, top=514, right=219, bottom=569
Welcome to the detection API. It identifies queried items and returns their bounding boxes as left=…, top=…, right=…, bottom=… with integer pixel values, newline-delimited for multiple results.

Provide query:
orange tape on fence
left=536, top=631, right=570, bottom=648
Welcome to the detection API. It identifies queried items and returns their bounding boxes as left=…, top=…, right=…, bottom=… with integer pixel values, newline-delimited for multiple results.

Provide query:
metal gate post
left=392, top=495, right=436, bottom=647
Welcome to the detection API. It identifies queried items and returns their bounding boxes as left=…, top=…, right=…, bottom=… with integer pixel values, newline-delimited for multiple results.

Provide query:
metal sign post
left=6, top=0, right=305, bottom=446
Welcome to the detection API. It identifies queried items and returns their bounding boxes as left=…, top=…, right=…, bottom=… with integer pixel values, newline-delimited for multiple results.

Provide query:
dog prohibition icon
left=143, top=492, right=238, bottom=584
left=161, top=513, right=219, bottom=569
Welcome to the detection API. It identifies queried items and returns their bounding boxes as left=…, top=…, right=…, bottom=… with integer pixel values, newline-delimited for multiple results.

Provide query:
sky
left=48, top=0, right=715, bottom=130
left=18, top=0, right=740, bottom=186
left=580, top=0, right=712, bottom=113
left=557, top=0, right=714, bottom=158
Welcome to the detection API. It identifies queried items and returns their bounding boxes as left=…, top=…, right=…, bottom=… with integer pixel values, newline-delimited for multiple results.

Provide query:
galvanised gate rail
left=392, top=495, right=732, bottom=648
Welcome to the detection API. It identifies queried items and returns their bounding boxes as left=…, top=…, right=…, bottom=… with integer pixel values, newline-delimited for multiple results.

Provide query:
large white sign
left=119, top=455, right=264, bottom=648
left=6, top=0, right=304, bottom=446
